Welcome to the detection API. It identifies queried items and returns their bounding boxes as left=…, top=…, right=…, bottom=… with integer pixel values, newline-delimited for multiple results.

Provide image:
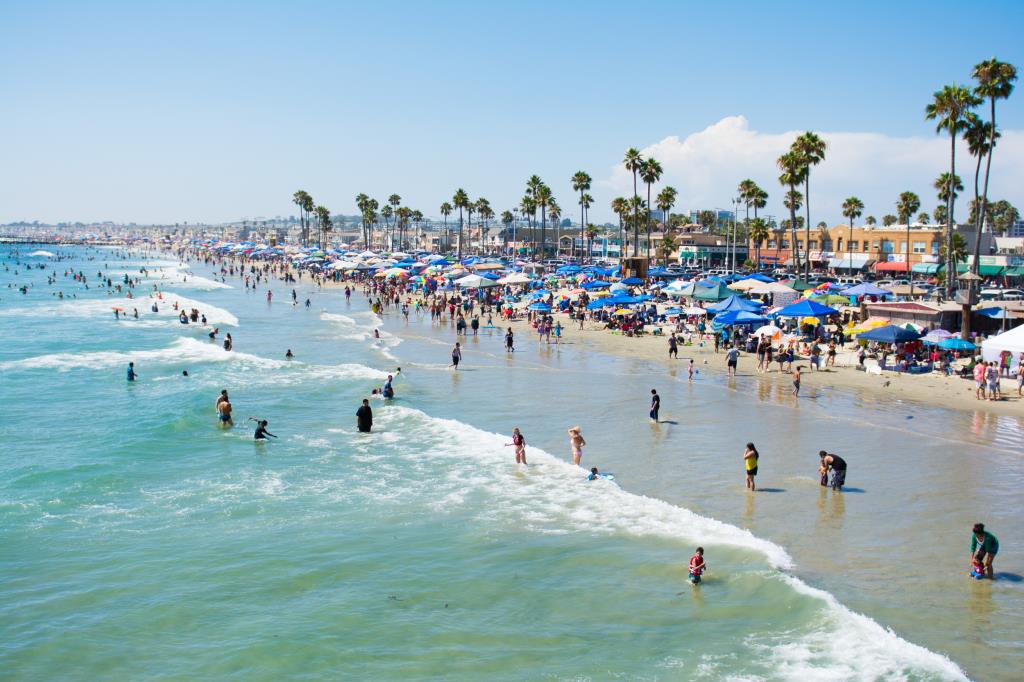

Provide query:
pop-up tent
left=982, top=324, right=1024, bottom=369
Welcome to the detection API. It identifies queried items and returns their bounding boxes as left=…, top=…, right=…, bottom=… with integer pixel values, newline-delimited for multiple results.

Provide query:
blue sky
left=1, top=0, right=1022, bottom=226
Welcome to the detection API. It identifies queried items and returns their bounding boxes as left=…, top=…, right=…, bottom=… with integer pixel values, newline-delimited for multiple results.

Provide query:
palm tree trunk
left=906, top=219, right=912, bottom=298
left=632, top=173, right=639, bottom=257
left=645, top=184, right=652, bottom=264
left=848, top=219, right=853, bottom=274
left=458, top=210, right=463, bottom=260
left=946, top=133, right=956, bottom=301
left=804, top=175, right=811, bottom=279
left=973, top=96, right=996, bottom=279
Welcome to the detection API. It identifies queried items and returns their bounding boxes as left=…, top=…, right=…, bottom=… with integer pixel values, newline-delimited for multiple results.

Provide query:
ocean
left=1, top=244, right=1020, bottom=680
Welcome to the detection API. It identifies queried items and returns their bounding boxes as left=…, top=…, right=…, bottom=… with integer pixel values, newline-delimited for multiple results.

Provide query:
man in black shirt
left=356, top=399, right=373, bottom=433
left=819, top=450, right=847, bottom=491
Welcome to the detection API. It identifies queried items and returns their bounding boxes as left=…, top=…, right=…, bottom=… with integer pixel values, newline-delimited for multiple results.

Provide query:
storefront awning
left=956, top=263, right=1005, bottom=276
left=1005, top=267, right=1024, bottom=277
left=829, top=254, right=871, bottom=269
left=875, top=261, right=910, bottom=272
left=912, top=263, right=941, bottom=274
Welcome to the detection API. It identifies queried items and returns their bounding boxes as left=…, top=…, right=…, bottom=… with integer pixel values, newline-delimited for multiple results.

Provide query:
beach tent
left=753, top=324, right=783, bottom=339
left=922, top=329, right=954, bottom=344
left=454, top=274, right=499, bottom=288
left=728, top=278, right=768, bottom=292
left=841, top=283, right=892, bottom=298
left=981, top=324, right=1024, bottom=368
left=527, top=303, right=552, bottom=312
left=977, top=307, right=1013, bottom=319
left=748, top=281, right=797, bottom=295
left=714, top=310, right=769, bottom=327
left=665, top=280, right=697, bottom=297
left=857, top=324, right=922, bottom=343
left=693, top=283, right=733, bottom=301
left=782, top=278, right=815, bottom=292
left=497, top=272, right=532, bottom=285
left=583, top=280, right=611, bottom=290
left=939, top=337, right=976, bottom=351
left=683, top=306, right=709, bottom=316
left=706, top=295, right=763, bottom=313
left=774, top=299, right=838, bottom=318
left=621, top=276, right=645, bottom=285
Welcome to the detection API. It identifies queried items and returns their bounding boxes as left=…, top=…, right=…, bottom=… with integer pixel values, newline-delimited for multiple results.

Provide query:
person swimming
left=381, top=374, right=395, bottom=399
left=249, top=417, right=276, bottom=440
left=285, top=349, right=294, bottom=359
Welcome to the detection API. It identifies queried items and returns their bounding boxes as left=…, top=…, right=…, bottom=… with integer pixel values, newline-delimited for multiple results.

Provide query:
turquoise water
left=1, top=245, right=1019, bottom=680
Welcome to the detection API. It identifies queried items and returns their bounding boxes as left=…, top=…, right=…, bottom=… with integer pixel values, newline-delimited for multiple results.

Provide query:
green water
left=2, top=244, right=1019, bottom=680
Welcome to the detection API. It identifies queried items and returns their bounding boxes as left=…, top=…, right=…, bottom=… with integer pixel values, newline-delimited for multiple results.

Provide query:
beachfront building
left=750, top=223, right=990, bottom=275
left=677, top=232, right=747, bottom=268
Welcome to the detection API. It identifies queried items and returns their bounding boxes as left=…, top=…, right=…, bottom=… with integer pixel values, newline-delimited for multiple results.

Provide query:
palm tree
left=465, top=200, right=475, bottom=255
left=656, top=186, right=677, bottom=249
left=571, top=171, right=592, bottom=261
left=381, top=205, right=394, bottom=248
left=355, top=193, right=369, bottom=247
left=315, top=205, right=331, bottom=247
left=639, top=158, right=662, bottom=262
left=627, top=196, right=647, bottom=260
left=411, top=209, right=424, bottom=250
left=439, top=202, right=453, bottom=253
left=783, top=189, right=804, bottom=270
left=476, top=198, right=493, bottom=254
left=752, top=186, right=768, bottom=220
left=536, top=184, right=552, bottom=259
left=519, top=196, right=536, bottom=254
left=866, top=215, right=877, bottom=226
left=917, top=212, right=930, bottom=224
left=548, top=199, right=562, bottom=255
left=896, top=191, right=921, bottom=295
left=778, top=151, right=807, bottom=271
left=972, top=58, right=1017, bottom=277
left=657, top=234, right=676, bottom=266
left=292, top=190, right=312, bottom=246
left=579, top=193, right=594, bottom=261
left=926, top=84, right=981, bottom=300
left=748, top=218, right=770, bottom=270
left=940, top=232, right=968, bottom=266
left=841, top=196, right=864, bottom=273
left=452, top=189, right=469, bottom=259
left=934, top=173, right=963, bottom=206
left=586, top=225, right=599, bottom=262
left=623, top=148, right=644, bottom=256
left=500, top=210, right=514, bottom=254
left=882, top=215, right=897, bottom=227
left=611, top=197, right=627, bottom=261
left=793, top=132, right=827, bottom=278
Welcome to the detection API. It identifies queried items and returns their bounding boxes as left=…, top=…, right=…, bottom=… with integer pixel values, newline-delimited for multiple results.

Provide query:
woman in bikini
left=568, top=426, right=586, bottom=466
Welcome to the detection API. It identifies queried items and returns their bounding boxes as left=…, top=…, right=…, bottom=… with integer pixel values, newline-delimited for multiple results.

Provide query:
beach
left=2, top=244, right=1021, bottom=681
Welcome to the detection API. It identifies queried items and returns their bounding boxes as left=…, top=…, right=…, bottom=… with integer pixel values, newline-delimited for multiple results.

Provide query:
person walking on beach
left=505, top=327, right=515, bottom=353
left=450, top=342, right=462, bottom=370
left=356, top=399, right=373, bottom=433
left=126, top=361, right=138, bottom=382
left=986, top=362, right=1001, bottom=401
left=744, top=442, right=759, bottom=491
left=970, top=523, right=999, bottom=580
left=792, top=367, right=801, bottom=397
left=668, top=333, right=678, bottom=359
left=818, top=450, right=846, bottom=491
left=726, top=345, right=739, bottom=377
left=688, top=358, right=695, bottom=381
left=505, top=427, right=527, bottom=464
left=568, top=426, right=586, bottom=466
left=650, top=389, right=661, bottom=423
left=973, top=361, right=987, bottom=400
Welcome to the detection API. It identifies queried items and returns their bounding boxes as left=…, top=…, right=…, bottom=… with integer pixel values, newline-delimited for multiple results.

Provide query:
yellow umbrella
left=614, top=308, right=634, bottom=315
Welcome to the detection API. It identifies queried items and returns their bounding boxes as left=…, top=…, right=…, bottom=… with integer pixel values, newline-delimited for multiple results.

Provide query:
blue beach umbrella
left=621, top=276, right=644, bottom=285
left=857, top=324, right=922, bottom=343
left=775, top=299, right=839, bottom=318
left=938, top=337, right=976, bottom=351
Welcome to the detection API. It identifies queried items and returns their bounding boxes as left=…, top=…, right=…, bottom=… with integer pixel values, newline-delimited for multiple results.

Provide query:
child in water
left=970, top=550, right=987, bottom=580
left=689, top=547, right=706, bottom=584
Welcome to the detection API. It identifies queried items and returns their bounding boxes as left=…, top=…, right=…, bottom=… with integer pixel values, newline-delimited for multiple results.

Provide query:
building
left=677, top=232, right=747, bottom=267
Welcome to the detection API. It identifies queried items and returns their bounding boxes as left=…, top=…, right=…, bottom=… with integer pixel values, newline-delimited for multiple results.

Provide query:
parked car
left=1001, top=289, right=1024, bottom=300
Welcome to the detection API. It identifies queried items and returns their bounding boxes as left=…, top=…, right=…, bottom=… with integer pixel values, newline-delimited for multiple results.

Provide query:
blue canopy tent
left=774, top=299, right=839, bottom=318
left=938, top=337, right=976, bottom=351
left=527, top=303, right=552, bottom=312
left=841, top=283, right=892, bottom=298
left=745, top=272, right=775, bottom=283
left=713, top=310, right=769, bottom=327
left=977, top=307, right=1013, bottom=319
left=621, top=276, right=644, bottom=285
left=582, top=280, right=611, bottom=290
left=706, top=294, right=763, bottom=313
left=857, top=324, right=922, bottom=343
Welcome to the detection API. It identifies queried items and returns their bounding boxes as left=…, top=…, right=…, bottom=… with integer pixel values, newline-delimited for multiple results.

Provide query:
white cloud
left=598, top=116, right=1024, bottom=225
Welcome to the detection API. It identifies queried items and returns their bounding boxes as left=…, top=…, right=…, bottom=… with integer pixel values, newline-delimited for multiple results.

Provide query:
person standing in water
left=744, top=442, right=759, bottom=491
left=726, top=345, right=739, bottom=377
left=381, top=374, right=395, bottom=400
left=505, top=427, right=527, bottom=464
left=356, top=399, right=373, bottom=433
left=970, top=523, right=999, bottom=580
left=450, top=342, right=462, bottom=370
left=249, top=417, right=276, bottom=440
left=688, top=358, right=695, bottom=381
left=505, top=328, right=515, bottom=353
left=649, top=389, right=660, bottom=423
left=688, top=547, right=706, bottom=584
left=818, top=450, right=847, bottom=491
left=568, top=426, right=586, bottom=466
left=126, top=362, right=138, bottom=382
left=217, top=394, right=233, bottom=427
left=792, top=367, right=801, bottom=397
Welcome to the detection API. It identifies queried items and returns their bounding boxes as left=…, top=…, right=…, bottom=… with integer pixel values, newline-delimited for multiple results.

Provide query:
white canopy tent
left=981, top=324, right=1024, bottom=369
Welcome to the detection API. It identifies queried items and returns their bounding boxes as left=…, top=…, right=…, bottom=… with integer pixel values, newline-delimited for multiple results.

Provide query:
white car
left=999, top=289, right=1024, bottom=301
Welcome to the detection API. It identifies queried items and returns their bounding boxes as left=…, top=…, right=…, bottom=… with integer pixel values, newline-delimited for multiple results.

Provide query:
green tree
left=315, top=205, right=331, bottom=247
left=536, top=184, right=552, bottom=258
left=882, top=214, right=897, bottom=227
left=586, top=224, right=599, bottom=262
left=777, top=151, right=807, bottom=272
left=842, top=196, right=864, bottom=272
left=926, top=83, right=980, bottom=300
left=792, top=132, right=827, bottom=277
left=939, top=232, right=968, bottom=265
left=571, top=171, right=592, bottom=261
left=639, top=158, right=663, bottom=262
left=917, top=212, right=930, bottom=224
left=972, top=59, right=1017, bottom=275
left=292, top=190, right=312, bottom=246
left=748, top=218, right=770, bottom=270
left=452, top=189, right=469, bottom=259
left=896, top=191, right=921, bottom=294
left=623, top=148, right=644, bottom=256
left=611, top=197, right=627, bottom=259
left=866, top=215, right=877, bottom=226
left=439, top=202, right=453, bottom=253
left=500, top=210, right=514, bottom=253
